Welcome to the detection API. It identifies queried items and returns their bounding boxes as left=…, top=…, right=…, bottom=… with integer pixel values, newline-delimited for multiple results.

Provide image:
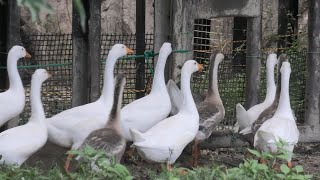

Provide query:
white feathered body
left=120, top=91, right=171, bottom=141
left=0, top=120, right=47, bottom=166
left=0, top=88, right=25, bottom=127
left=131, top=110, right=199, bottom=164
left=46, top=100, right=111, bottom=148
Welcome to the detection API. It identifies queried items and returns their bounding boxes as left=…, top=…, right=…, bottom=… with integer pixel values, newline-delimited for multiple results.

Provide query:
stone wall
left=20, top=0, right=154, bottom=34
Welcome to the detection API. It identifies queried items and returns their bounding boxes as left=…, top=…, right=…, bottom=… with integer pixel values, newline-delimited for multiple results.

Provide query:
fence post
left=135, top=0, right=146, bottom=99
left=245, top=13, right=262, bottom=109
left=72, top=0, right=89, bottom=107
left=154, top=0, right=172, bottom=81
left=4, top=0, right=21, bottom=129
left=277, top=0, right=298, bottom=54
left=304, top=0, right=320, bottom=135
left=88, top=0, right=101, bottom=102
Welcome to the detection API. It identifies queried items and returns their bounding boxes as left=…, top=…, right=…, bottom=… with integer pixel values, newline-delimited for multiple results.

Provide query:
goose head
left=210, top=51, right=224, bottom=65
left=266, top=53, right=278, bottom=67
left=280, top=62, right=291, bottom=75
left=159, top=42, right=172, bottom=57
left=9, top=45, right=32, bottom=60
left=108, top=44, right=134, bottom=60
left=182, top=60, right=203, bottom=73
left=32, top=69, right=51, bottom=83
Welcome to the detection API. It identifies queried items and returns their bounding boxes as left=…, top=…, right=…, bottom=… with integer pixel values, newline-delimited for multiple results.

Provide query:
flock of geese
left=0, top=43, right=299, bottom=172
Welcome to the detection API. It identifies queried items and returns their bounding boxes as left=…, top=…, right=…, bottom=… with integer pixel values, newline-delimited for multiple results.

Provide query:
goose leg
left=166, top=163, right=172, bottom=171
left=191, top=139, right=200, bottom=167
left=287, top=161, right=292, bottom=168
left=64, top=153, right=74, bottom=173
left=259, top=158, right=266, bottom=164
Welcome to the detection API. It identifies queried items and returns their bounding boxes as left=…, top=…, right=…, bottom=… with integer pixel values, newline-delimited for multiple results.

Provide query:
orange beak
left=197, top=64, right=204, bottom=72
left=126, top=47, right=134, bottom=55
left=24, top=51, right=32, bottom=59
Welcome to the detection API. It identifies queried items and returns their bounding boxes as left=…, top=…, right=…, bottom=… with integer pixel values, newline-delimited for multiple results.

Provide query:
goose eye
left=194, top=62, right=197, bottom=65
left=122, top=46, right=125, bottom=49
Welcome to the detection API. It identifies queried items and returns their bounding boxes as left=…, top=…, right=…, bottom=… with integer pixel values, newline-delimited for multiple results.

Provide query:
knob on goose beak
left=197, top=64, right=204, bottom=72
left=24, top=51, right=32, bottom=59
left=126, top=47, right=134, bottom=55
left=47, top=72, right=52, bottom=78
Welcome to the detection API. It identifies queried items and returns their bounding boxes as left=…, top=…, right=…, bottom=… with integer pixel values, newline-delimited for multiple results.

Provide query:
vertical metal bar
left=245, top=15, right=262, bottom=109
left=88, top=0, right=101, bottom=102
left=72, top=0, right=89, bottom=107
left=0, top=1, right=8, bottom=91
left=135, top=0, right=146, bottom=99
left=305, top=0, right=320, bottom=129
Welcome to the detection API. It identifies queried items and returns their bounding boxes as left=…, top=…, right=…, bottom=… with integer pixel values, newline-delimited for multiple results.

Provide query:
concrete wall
left=20, top=0, right=154, bottom=34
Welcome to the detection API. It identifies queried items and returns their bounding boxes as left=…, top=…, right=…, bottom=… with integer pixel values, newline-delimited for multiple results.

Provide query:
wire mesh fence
left=192, top=18, right=307, bottom=130
left=0, top=33, right=154, bottom=124
left=100, top=33, right=154, bottom=105
left=0, top=28, right=308, bottom=129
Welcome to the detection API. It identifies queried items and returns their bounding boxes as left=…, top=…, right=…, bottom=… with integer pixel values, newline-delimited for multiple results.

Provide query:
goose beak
left=24, top=51, right=32, bottom=59
left=197, top=64, right=204, bottom=72
left=126, top=47, right=134, bottom=55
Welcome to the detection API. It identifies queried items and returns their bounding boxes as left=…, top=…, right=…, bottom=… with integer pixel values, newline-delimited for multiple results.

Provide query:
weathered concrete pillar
left=72, top=0, right=89, bottom=107
left=5, top=0, right=21, bottom=129
left=154, top=0, right=171, bottom=81
left=88, top=0, right=101, bottom=102
left=245, top=14, right=262, bottom=109
left=304, top=0, right=320, bottom=132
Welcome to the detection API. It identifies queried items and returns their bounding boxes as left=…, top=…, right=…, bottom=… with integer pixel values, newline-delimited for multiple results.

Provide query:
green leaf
left=276, top=154, right=289, bottom=160
left=276, top=174, right=286, bottom=179
left=280, top=164, right=290, bottom=174
left=294, top=165, right=303, bottom=173
left=247, top=149, right=262, bottom=158
left=73, top=0, right=87, bottom=32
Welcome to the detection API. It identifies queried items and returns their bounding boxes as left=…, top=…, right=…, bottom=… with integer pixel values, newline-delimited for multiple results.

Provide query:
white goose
left=0, top=46, right=31, bottom=127
left=46, top=44, right=133, bottom=151
left=120, top=42, right=172, bottom=141
left=0, top=69, right=50, bottom=166
left=234, top=53, right=278, bottom=133
left=130, top=60, right=203, bottom=168
left=254, top=62, right=299, bottom=168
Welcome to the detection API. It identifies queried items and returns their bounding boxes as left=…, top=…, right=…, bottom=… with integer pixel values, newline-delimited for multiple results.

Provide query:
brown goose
left=65, top=74, right=127, bottom=172
left=241, top=54, right=288, bottom=146
left=191, top=51, right=225, bottom=166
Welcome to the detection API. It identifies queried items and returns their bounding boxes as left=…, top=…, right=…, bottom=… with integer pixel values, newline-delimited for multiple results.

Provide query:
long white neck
left=7, top=53, right=23, bottom=90
left=264, top=62, right=276, bottom=103
left=150, top=53, right=168, bottom=94
left=274, top=70, right=292, bottom=117
left=208, top=60, right=221, bottom=99
left=30, top=79, right=45, bottom=121
left=99, top=55, right=116, bottom=102
left=180, top=69, right=197, bottom=113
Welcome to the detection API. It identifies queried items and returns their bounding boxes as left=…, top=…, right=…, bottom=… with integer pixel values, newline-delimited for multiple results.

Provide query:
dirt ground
left=26, top=142, right=320, bottom=179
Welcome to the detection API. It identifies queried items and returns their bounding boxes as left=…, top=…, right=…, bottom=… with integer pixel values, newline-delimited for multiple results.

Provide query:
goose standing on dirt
left=234, top=53, right=278, bottom=132
left=0, top=69, right=51, bottom=166
left=130, top=60, right=203, bottom=169
left=65, top=74, right=127, bottom=172
left=241, top=55, right=288, bottom=140
left=46, top=44, right=133, bottom=152
left=254, top=62, right=299, bottom=168
left=191, top=51, right=225, bottom=166
left=0, top=46, right=31, bottom=127
left=120, top=43, right=172, bottom=141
